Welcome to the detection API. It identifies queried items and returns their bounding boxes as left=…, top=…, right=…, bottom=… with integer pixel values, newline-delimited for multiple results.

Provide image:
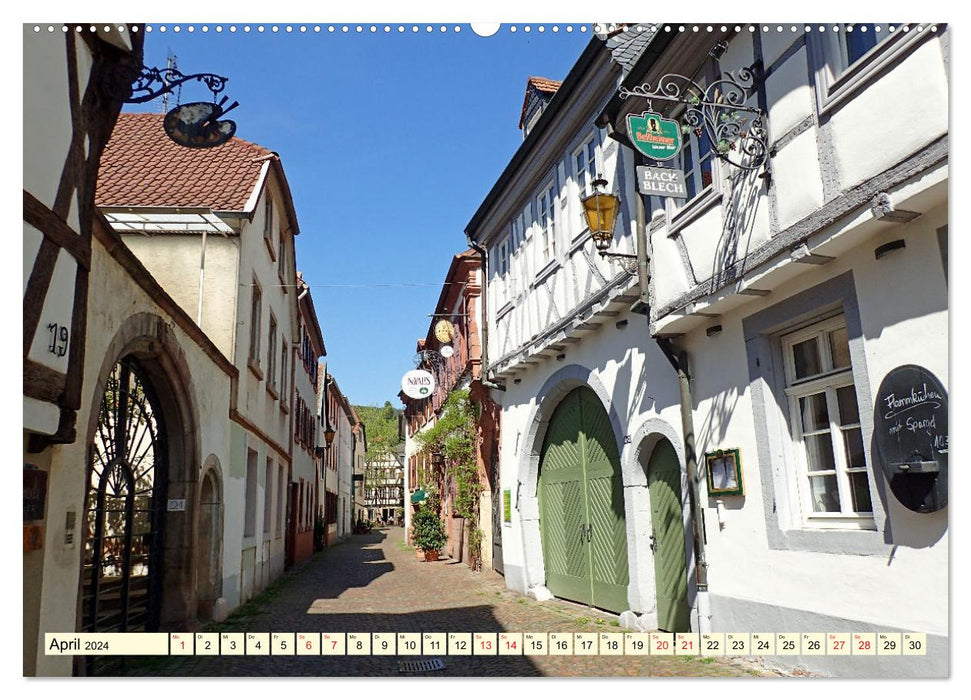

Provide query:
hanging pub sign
left=164, top=100, right=238, bottom=149
left=401, top=369, right=435, bottom=400
left=434, top=319, right=454, bottom=343
left=636, top=165, right=688, bottom=199
left=627, top=111, right=682, bottom=161
left=873, top=365, right=948, bottom=513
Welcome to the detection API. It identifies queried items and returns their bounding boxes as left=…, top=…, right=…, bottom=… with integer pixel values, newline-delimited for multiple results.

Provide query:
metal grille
left=82, top=356, right=167, bottom=638
left=398, top=658, right=445, bottom=673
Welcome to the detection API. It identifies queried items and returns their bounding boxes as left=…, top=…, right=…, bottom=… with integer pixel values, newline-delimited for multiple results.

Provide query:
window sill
left=280, top=399, right=289, bottom=414
left=496, top=301, right=514, bottom=321
left=264, top=235, right=277, bottom=262
left=266, top=384, right=279, bottom=401
left=279, top=269, right=288, bottom=293
left=667, top=186, right=722, bottom=237
left=532, top=260, right=560, bottom=288
left=569, top=228, right=592, bottom=255
left=800, top=515, right=877, bottom=531
left=248, top=358, right=264, bottom=380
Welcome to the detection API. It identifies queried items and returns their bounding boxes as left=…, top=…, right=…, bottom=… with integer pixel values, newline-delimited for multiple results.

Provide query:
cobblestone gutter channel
left=116, top=528, right=780, bottom=677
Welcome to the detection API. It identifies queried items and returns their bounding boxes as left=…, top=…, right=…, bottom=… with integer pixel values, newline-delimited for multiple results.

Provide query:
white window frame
left=267, top=313, right=278, bottom=393
left=500, top=233, right=511, bottom=298
left=808, top=24, right=934, bottom=116
left=537, top=181, right=556, bottom=265
left=573, top=132, right=599, bottom=217
left=249, top=278, right=262, bottom=366
left=666, top=111, right=718, bottom=220
left=781, top=315, right=875, bottom=530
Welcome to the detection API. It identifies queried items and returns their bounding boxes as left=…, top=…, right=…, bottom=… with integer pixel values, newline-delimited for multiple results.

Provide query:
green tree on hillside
left=354, top=401, right=403, bottom=462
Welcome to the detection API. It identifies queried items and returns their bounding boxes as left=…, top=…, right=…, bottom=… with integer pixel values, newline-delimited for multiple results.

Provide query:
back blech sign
left=637, top=165, right=688, bottom=199
left=873, top=365, right=948, bottom=513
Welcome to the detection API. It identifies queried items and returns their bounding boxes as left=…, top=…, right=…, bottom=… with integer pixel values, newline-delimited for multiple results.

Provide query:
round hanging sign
left=434, top=319, right=454, bottom=343
left=873, top=364, right=948, bottom=513
left=439, top=345, right=455, bottom=359
left=401, top=369, right=435, bottom=400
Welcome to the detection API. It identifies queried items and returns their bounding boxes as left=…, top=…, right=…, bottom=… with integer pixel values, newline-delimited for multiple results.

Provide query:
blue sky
left=130, top=24, right=590, bottom=407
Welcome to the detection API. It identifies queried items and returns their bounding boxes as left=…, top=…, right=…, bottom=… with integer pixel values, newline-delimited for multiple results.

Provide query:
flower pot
left=415, top=547, right=424, bottom=561
left=424, top=549, right=440, bottom=562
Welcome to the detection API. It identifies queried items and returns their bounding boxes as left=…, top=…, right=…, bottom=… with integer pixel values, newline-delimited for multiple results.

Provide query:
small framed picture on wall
left=705, top=448, right=743, bottom=496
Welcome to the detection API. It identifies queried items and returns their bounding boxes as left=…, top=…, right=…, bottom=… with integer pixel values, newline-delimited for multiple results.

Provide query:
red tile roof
left=519, top=76, right=562, bottom=130
left=96, top=112, right=273, bottom=211
left=528, top=76, right=563, bottom=94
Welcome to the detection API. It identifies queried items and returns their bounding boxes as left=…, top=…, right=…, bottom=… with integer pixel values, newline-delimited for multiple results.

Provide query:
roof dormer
left=519, top=76, right=562, bottom=138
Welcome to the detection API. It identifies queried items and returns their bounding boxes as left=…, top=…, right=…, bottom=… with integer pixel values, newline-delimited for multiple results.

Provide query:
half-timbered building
left=24, top=24, right=237, bottom=675
left=602, top=23, right=949, bottom=677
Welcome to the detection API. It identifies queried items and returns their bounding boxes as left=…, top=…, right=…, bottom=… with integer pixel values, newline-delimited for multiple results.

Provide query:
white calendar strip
left=44, top=632, right=928, bottom=656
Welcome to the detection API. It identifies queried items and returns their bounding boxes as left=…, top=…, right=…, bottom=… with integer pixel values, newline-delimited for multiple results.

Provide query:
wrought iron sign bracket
left=101, top=64, right=233, bottom=105
left=100, top=63, right=240, bottom=149
left=619, top=59, right=770, bottom=172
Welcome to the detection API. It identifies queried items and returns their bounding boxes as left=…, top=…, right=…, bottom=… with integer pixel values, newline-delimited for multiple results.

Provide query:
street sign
left=637, top=165, right=688, bottom=199
left=627, top=111, right=682, bottom=161
left=401, top=369, right=435, bottom=399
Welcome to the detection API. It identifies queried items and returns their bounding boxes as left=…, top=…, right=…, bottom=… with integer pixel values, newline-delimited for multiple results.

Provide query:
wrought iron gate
left=81, top=356, right=167, bottom=642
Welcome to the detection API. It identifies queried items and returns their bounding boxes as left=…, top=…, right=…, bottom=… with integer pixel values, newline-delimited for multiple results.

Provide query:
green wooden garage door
left=539, top=387, right=628, bottom=613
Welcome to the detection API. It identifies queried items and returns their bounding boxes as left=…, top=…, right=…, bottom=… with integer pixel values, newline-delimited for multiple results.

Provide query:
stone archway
left=624, top=419, right=697, bottom=630
left=79, top=313, right=201, bottom=643
left=515, top=365, right=629, bottom=601
left=196, top=456, right=224, bottom=623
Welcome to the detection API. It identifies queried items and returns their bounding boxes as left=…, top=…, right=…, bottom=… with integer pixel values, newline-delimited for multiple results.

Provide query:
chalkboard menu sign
left=873, top=365, right=948, bottom=513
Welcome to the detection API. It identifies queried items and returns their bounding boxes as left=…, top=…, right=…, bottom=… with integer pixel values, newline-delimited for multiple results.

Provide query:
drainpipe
left=465, top=235, right=505, bottom=392
left=632, top=179, right=650, bottom=314
left=604, top=116, right=711, bottom=632
left=197, top=227, right=208, bottom=326
left=657, top=340, right=711, bottom=633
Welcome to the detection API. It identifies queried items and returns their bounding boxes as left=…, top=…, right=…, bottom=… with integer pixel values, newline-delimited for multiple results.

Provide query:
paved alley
left=119, top=527, right=772, bottom=678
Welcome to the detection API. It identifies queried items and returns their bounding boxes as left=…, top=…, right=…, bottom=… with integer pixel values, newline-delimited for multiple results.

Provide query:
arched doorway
left=81, top=356, right=168, bottom=635
left=646, top=438, right=690, bottom=631
left=196, top=463, right=223, bottom=623
left=538, top=386, right=628, bottom=612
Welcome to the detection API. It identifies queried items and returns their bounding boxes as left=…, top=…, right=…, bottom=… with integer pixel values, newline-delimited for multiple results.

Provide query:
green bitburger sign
left=627, top=111, right=682, bottom=161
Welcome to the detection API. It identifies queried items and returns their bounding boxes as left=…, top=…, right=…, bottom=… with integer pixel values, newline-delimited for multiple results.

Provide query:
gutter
left=465, top=235, right=505, bottom=392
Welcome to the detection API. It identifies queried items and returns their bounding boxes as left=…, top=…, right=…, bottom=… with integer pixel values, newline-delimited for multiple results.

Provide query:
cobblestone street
left=121, top=528, right=774, bottom=678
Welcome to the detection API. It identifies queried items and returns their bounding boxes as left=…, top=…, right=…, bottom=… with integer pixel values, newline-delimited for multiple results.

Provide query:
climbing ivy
left=414, top=389, right=483, bottom=568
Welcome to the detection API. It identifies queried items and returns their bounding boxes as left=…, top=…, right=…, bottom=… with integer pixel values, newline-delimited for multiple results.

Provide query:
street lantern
left=580, top=176, right=621, bottom=254
left=324, top=427, right=336, bottom=448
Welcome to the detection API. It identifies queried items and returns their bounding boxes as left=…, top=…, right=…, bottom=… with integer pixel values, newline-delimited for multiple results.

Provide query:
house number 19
left=47, top=323, right=69, bottom=357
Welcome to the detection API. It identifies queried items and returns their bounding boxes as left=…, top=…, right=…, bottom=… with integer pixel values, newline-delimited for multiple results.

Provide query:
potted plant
left=412, top=505, right=448, bottom=561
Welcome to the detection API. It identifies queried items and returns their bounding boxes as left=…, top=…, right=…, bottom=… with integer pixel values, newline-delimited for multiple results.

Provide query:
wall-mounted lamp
left=580, top=177, right=638, bottom=275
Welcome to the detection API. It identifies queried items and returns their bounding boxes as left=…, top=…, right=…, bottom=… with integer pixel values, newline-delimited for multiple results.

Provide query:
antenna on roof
left=161, top=51, right=179, bottom=113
